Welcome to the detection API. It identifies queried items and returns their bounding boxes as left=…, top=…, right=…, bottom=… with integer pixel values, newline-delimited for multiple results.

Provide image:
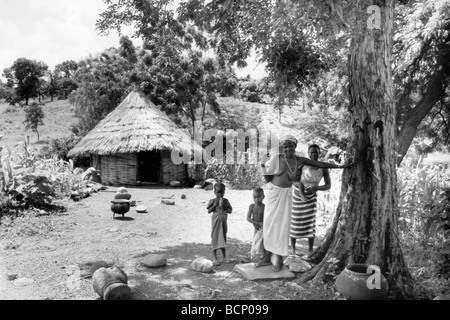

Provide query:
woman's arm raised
left=299, top=156, right=353, bottom=169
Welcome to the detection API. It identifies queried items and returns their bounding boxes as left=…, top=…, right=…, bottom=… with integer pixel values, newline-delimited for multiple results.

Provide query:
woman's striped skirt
left=290, top=186, right=317, bottom=239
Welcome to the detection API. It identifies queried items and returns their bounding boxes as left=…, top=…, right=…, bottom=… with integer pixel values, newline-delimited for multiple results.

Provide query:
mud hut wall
left=98, top=153, right=137, bottom=186
left=161, top=150, right=187, bottom=185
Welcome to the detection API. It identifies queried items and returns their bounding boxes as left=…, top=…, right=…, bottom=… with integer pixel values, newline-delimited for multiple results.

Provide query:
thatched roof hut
left=68, top=90, right=200, bottom=186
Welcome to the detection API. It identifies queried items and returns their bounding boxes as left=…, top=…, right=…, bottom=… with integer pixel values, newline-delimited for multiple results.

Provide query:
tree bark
left=396, top=35, right=450, bottom=166
left=299, top=0, right=414, bottom=298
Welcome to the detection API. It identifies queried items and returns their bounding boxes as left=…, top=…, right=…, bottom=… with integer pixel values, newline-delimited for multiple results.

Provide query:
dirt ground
left=0, top=186, right=333, bottom=300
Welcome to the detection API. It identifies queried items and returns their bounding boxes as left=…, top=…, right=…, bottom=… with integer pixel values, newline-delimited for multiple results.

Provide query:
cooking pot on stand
left=111, top=199, right=130, bottom=218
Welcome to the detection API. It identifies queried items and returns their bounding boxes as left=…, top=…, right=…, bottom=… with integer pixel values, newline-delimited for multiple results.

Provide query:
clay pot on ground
left=92, top=266, right=131, bottom=300
left=335, top=263, right=389, bottom=300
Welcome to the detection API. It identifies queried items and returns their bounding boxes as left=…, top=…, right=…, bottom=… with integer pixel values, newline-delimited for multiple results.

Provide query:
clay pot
left=111, top=199, right=130, bottom=218
left=92, top=267, right=131, bottom=300
left=335, top=263, right=389, bottom=300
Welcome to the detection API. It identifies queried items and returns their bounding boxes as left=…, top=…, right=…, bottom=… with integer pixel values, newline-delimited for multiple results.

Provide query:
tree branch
left=396, top=32, right=450, bottom=166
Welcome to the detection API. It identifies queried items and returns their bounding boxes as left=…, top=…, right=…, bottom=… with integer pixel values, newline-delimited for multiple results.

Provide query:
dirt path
left=0, top=187, right=331, bottom=300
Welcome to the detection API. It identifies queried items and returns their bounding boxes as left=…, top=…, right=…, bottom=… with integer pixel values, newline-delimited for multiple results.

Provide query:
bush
left=397, top=163, right=450, bottom=281
left=3, top=88, right=21, bottom=106
left=239, top=80, right=262, bottom=103
left=46, top=135, right=83, bottom=162
left=204, top=151, right=265, bottom=190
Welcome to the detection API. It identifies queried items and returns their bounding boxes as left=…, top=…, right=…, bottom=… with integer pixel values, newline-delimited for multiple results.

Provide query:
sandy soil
left=0, top=186, right=330, bottom=300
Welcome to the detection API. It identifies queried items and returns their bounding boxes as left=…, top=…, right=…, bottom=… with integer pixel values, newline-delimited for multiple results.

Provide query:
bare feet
left=269, top=264, right=282, bottom=272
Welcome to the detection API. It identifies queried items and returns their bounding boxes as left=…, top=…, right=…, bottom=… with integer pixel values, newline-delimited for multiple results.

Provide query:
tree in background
left=216, top=66, right=239, bottom=97
left=0, top=80, right=9, bottom=99
left=42, top=70, right=59, bottom=102
left=96, top=1, right=237, bottom=136
left=23, top=102, right=45, bottom=141
left=119, top=36, right=138, bottom=64
left=2, top=58, right=48, bottom=105
left=69, top=49, right=133, bottom=136
left=53, top=60, right=79, bottom=100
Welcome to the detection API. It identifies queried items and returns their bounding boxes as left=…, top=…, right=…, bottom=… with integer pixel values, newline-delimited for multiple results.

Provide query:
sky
left=0, top=0, right=266, bottom=81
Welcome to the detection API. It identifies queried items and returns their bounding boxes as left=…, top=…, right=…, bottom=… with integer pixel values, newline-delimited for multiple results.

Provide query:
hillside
left=1, top=97, right=314, bottom=159
left=0, top=99, right=77, bottom=155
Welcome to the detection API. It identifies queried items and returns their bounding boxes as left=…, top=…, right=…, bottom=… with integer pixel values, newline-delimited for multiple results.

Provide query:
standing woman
left=290, top=144, right=330, bottom=256
left=258, top=136, right=347, bottom=272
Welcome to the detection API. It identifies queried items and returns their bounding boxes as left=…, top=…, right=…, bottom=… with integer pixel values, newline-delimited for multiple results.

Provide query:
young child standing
left=247, top=187, right=265, bottom=261
left=207, top=182, right=233, bottom=266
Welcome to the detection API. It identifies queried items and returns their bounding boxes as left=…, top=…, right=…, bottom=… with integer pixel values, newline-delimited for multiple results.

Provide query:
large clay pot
left=92, top=267, right=131, bottom=300
left=111, top=199, right=130, bottom=218
left=335, top=264, right=389, bottom=300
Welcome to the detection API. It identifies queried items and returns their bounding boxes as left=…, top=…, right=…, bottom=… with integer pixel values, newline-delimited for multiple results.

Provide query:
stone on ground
left=143, top=254, right=167, bottom=268
left=191, top=257, right=214, bottom=273
left=13, top=278, right=35, bottom=286
left=284, top=255, right=312, bottom=273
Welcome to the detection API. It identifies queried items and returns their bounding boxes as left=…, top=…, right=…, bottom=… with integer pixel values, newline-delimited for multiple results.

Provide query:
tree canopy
left=394, top=0, right=450, bottom=162
left=2, top=58, right=48, bottom=105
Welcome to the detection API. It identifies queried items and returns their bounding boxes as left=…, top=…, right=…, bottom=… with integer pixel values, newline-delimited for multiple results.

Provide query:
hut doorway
left=138, top=151, right=161, bottom=183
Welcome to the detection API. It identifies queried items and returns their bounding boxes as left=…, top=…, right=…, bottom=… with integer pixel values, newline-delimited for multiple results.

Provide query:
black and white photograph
left=0, top=0, right=449, bottom=306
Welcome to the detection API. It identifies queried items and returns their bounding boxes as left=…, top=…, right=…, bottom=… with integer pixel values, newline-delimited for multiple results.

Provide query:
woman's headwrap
left=280, top=135, right=298, bottom=147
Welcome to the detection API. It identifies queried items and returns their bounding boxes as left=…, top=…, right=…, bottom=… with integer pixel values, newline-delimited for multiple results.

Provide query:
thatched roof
left=68, top=90, right=201, bottom=157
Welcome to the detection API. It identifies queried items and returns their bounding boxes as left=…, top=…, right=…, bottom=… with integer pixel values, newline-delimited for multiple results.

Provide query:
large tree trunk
left=299, top=0, right=414, bottom=298
left=396, top=33, right=450, bottom=166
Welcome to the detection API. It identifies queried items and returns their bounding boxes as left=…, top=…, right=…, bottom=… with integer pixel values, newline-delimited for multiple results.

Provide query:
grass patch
left=0, top=98, right=77, bottom=154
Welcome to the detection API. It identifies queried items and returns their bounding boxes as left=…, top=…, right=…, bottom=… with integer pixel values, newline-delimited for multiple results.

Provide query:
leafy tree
left=53, top=60, right=79, bottom=99
left=42, top=70, right=59, bottom=102
left=393, top=0, right=450, bottom=164
left=119, top=36, right=138, bottom=64
left=216, top=67, right=239, bottom=97
left=24, top=102, right=45, bottom=141
left=304, top=0, right=450, bottom=163
left=54, top=60, right=78, bottom=78
left=69, top=50, right=133, bottom=136
left=238, top=79, right=262, bottom=103
left=2, top=58, right=48, bottom=105
left=0, top=80, right=8, bottom=99
left=97, top=3, right=228, bottom=136
left=57, top=77, right=78, bottom=100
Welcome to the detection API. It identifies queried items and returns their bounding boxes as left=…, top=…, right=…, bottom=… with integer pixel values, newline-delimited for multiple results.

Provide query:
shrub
left=239, top=80, right=262, bottom=103
left=23, top=102, right=44, bottom=141
left=204, top=150, right=265, bottom=190
left=397, top=163, right=450, bottom=281
left=48, top=135, right=79, bottom=161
